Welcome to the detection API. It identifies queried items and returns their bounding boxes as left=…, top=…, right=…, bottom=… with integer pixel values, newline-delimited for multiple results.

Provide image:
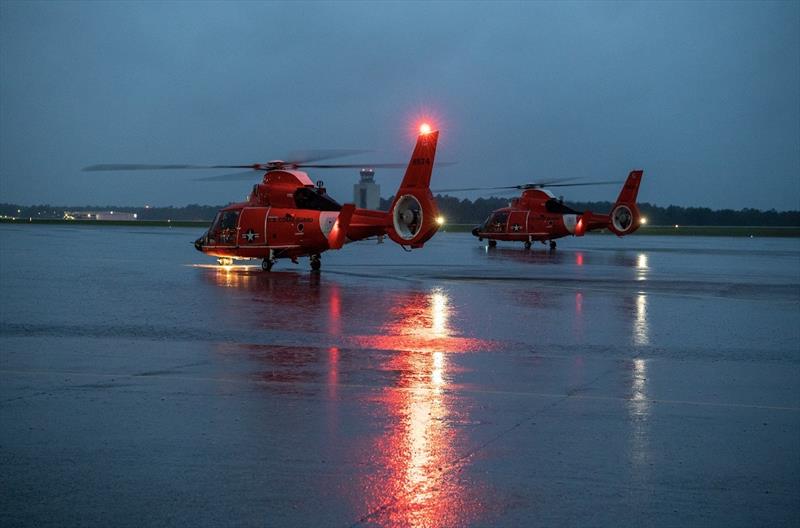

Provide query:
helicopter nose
left=471, top=227, right=480, bottom=237
left=194, top=237, right=204, bottom=252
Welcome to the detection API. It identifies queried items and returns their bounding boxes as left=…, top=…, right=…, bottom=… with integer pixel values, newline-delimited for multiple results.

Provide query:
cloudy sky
left=1, top=1, right=798, bottom=210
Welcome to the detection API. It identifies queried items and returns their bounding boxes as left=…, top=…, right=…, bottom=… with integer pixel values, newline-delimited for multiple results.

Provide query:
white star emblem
left=243, top=229, right=259, bottom=242
left=511, top=224, right=522, bottom=232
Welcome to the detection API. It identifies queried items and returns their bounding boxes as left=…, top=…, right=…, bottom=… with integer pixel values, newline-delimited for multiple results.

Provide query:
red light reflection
left=199, top=270, right=492, bottom=524
left=328, top=283, right=342, bottom=336
left=573, top=291, right=585, bottom=341
left=358, top=288, right=487, bottom=526
left=345, top=289, right=493, bottom=355
left=328, top=346, right=339, bottom=397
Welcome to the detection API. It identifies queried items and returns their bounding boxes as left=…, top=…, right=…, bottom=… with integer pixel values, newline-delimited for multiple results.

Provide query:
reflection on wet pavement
left=629, top=358, right=650, bottom=471
left=2, top=227, right=799, bottom=527
left=357, top=288, right=483, bottom=527
left=634, top=293, right=649, bottom=346
left=203, top=274, right=495, bottom=525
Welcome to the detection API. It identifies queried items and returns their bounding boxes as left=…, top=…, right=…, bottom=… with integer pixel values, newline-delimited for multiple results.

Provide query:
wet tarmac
left=1, top=224, right=799, bottom=527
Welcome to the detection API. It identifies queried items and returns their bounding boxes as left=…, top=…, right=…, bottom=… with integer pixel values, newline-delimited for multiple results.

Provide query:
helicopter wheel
left=488, top=240, right=497, bottom=248
left=549, top=240, right=557, bottom=250
left=262, top=258, right=274, bottom=272
left=310, top=254, right=321, bottom=271
left=524, top=241, right=532, bottom=250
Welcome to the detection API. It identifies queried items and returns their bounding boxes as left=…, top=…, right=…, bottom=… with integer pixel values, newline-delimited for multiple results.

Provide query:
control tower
left=353, top=168, right=380, bottom=210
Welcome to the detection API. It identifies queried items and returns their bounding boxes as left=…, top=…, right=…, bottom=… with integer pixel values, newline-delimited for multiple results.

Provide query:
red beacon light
left=419, top=123, right=432, bottom=135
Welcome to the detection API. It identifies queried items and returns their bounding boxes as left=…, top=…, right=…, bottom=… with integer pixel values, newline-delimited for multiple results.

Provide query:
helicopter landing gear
left=310, top=253, right=321, bottom=271
left=549, top=240, right=557, bottom=250
left=488, top=240, right=497, bottom=248
left=217, top=257, right=233, bottom=266
left=524, top=241, right=532, bottom=250
left=262, top=250, right=276, bottom=272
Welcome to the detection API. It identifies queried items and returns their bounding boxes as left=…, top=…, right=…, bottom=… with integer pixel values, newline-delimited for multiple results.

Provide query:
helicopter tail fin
left=386, top=128, right=441, bottom=248
left=607, top=170, right=643, bottom=236
left=327, top=204, right=355, bottom=250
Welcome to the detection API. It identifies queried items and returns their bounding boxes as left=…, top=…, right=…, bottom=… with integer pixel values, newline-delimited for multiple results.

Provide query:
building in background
left=353, top=169, right=380, bottom=210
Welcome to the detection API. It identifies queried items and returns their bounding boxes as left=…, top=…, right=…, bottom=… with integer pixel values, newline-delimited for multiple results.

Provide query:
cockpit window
left=490, top=212, right=508, bottom=225
left=545, top=199, right=581, bottom=215
left=294, top=187, right=342, bottom=211
left=220, top=210, right=240, bottom=230
left=207, top=210, right=240, bottom=244
left=209, top=212, right=222, bottom=231
left=486, top=211, right=508, bottom=232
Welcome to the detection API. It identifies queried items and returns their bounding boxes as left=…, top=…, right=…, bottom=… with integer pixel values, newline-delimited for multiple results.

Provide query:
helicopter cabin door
left=237, top=208, right=268, bottom=248
left=508, top=211, right=529, bottom=235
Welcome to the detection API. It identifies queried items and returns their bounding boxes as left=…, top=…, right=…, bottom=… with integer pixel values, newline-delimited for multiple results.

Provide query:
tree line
left=2, top=198, right=798, bottom=226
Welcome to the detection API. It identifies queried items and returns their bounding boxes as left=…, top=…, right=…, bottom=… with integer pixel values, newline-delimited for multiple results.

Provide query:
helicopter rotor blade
left=82, top=163, right=260, bottom=172
left=85, top=158, right=456, bottom=175
left=284, top=149, right=371, bottom=165
left=84, top=150, right=373, bottom=173
left=536, top=180, right=621, bottom=188
left=434, top=178, right=620, bottom=194
left=296, top=162, right=409, bottom=169
left=433, top=185, right=520, bottom=193
left=433, top=177, right=577, bottom=193
left=290, top=160, right=455, bottom=170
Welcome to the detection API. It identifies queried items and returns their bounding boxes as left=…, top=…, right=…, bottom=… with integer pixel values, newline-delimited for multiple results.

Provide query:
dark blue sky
left=1, top=1, right=798, bottom=210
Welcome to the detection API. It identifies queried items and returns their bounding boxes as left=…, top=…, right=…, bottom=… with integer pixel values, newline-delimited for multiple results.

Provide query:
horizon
left=2, top=196, right=798, bottom=215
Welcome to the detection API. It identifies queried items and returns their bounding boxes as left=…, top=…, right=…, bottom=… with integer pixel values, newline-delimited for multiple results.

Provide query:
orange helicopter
left=86, top=124, right=443, bottom=271
left=438, top=170, right=644, bottom=249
